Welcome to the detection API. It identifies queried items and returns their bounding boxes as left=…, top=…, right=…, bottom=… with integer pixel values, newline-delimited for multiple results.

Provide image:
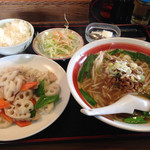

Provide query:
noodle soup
left=77, top=48, right=150, bottom=124
left=67, top=38, right=150, bottom=131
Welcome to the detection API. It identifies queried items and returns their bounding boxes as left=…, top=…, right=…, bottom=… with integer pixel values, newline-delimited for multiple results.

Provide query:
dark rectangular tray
left=1, top=24, right=150, bottom=144
left=118, top=24, right=150, bottom=41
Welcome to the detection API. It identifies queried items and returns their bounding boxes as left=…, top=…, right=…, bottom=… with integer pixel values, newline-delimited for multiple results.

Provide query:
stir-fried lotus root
left=45, top=82, right=60, bottom=96
left=0, top=116, right=12, bottom=128
left=0, top=69, right=23, bottom=101
left=4, top=99, right=34, bottom=121
left=0, top=66, right=60, bottom=128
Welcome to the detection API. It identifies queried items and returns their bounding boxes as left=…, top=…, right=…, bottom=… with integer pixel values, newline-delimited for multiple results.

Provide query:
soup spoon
left=80, top=94, right=150, bottom=116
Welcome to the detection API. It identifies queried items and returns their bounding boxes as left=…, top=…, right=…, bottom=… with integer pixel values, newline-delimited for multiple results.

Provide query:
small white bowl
left=67, top=37, right=150, bottom=132
left=0, top=18, right=34, bottom=55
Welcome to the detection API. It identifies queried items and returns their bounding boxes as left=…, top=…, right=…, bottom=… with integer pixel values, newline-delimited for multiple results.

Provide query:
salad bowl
left=32, top=28, right=84, bottom=60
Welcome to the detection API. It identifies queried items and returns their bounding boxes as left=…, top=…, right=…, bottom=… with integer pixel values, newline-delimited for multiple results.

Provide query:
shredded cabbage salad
left=35, top=28, right=83, bottom=59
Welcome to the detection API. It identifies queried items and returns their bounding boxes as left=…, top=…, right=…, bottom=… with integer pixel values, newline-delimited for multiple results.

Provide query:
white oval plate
left=0, top=54, right=70, bottom=141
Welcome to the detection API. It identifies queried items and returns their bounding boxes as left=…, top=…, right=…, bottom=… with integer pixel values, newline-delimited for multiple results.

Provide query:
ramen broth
left=78, top=49, right=150, bottom=124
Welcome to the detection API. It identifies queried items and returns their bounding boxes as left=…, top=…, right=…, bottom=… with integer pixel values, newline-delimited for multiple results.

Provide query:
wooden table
left=0, top=0, right=91, bottom=25
left=0, top=1, right=150, bottom=149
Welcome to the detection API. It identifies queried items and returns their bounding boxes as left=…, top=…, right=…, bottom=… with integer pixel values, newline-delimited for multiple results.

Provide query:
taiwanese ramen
left=78, top=49, right=150, bottom=124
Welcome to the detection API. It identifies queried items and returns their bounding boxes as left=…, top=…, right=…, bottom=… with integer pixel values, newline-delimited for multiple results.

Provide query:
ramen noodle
left=78, top=49, right=150, bottom=124
left=0, top=66, right=60, bottom=128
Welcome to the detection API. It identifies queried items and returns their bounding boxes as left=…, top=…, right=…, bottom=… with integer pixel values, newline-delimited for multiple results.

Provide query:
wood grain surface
left=0, top=0, right=91, bottom=25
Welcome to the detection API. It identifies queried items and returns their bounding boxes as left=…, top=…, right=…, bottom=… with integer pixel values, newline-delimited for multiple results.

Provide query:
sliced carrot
left=54, top=38, right=58, bottom=41
left=30, top=97, right=36, bottom=105
left=0, top=109, right=13, bottom=122
left=56, top=30, right=64, bottom=37
left=20, top=82, right=39, bottom=92
left=15, top=121, right=32, bottom=127
left=0, top=98, right=10, bottom=109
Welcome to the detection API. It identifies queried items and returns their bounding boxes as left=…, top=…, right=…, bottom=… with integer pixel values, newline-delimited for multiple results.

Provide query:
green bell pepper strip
left=30, top=94, right=59, bottom=118
left=109, top=49, right=150, bottom=64
left=78, top=54, right=97, bottom=82
left=124, top=116, right=148, bottom=124
left=34, top=95, right=59, bottom=110
left=34, top=79, right=45, bottom=96
left=80, top=88, right=97, bottom=106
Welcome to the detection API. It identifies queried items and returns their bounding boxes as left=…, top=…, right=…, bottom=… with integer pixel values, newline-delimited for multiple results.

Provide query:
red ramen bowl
left=67, top=37, right=150, bottom=132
